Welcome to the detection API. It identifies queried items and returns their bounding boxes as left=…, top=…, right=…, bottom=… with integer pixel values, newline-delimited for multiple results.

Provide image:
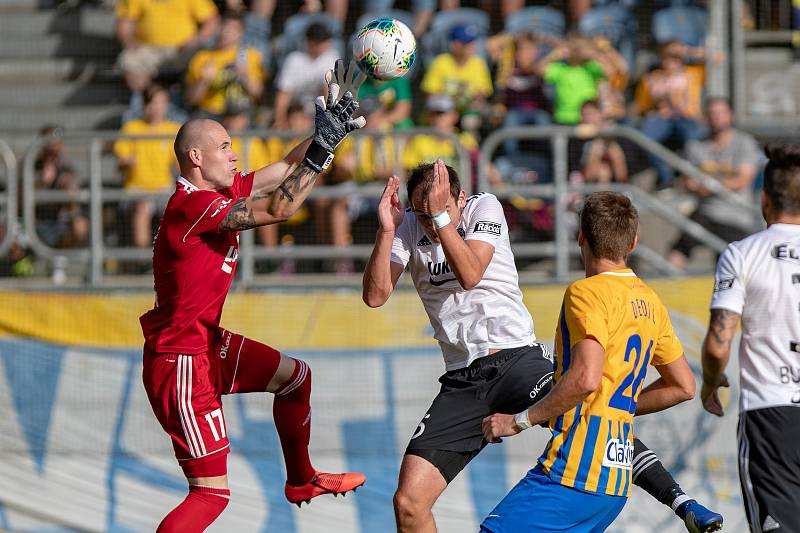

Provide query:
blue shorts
left=480, top=465, right=627, bottom=533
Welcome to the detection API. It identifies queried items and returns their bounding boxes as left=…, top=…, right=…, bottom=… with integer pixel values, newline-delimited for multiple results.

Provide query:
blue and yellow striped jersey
left=538, top=269, right=684, bottom=496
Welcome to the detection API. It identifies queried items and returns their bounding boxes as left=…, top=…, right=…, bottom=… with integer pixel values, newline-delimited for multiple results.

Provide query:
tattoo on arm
left=219, top=164, right=319, bottom=231
left=708, top=309, right=740, bottom=347
left=278, top=183, right=295, bottom=203
left=276, top=164, right=317, bottom=202
left=220, top=197, right=257, bottom=231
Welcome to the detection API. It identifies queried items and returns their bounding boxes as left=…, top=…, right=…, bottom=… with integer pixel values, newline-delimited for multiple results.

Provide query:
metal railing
left=0, top=140, right=17, bottom=257
left=12, top=122, right=757, bottom=286
left=478, top=125, right=746, bottom=281
left=21, top=128, right=471, bottom=285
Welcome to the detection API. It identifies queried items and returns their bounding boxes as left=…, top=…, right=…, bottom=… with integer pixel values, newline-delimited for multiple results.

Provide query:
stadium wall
left=0, top=279, right=747, bottom=532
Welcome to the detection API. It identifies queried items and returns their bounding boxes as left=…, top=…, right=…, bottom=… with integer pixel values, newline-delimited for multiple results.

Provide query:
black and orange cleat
left=285, top=471, right=366, bottom=507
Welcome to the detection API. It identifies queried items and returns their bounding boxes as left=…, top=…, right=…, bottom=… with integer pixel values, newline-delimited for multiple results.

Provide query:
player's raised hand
left=324, top=59, right=367, bottom=105
left=482, top=413, right=521, bottom=443
left=304, top=89, right=367, bottom=173
left=378, top=175, right=404, bottom=233
left=426, top=159, right=451, bottom=216
left=701, top=373, right=729, bottom=417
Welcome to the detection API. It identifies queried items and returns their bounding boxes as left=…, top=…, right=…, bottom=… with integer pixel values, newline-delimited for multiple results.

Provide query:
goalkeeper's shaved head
left=174, top=119, right=222, bottom=168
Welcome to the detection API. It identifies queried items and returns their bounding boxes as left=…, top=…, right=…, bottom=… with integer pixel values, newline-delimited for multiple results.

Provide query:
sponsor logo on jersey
left=417, top=235, right=432, bottom=247
left=474, top=221, right=501, bottom=236
left=771, top=243, right=800, bottom=264
left=210, top=199, right=232, bottom=219
left=428, top=260, right=457, bottom=286
left=219, top=331, right=232, bottom=359
left=602, top=437, right=633, bottom=470
left=713, top=278, right=735, bottom=292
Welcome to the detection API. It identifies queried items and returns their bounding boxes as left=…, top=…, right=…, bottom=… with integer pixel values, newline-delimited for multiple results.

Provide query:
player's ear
left=457, top=190, right=466, bottom=209
left=188, top=146, right=202, bottom=167
left=628, top=233, right=639, bottom=254
left=577, top=229, right=586, bottom=246
left=760, top=190, right=770, bottom=220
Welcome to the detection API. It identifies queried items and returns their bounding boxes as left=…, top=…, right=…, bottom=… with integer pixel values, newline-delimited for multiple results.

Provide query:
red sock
left=157, top=485, right=230, bottom=533
left=273, top=359, right=316, bottom=485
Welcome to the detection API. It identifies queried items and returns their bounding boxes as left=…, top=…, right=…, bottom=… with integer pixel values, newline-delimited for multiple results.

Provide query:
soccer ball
left=353, top=18, right=416, bottom=80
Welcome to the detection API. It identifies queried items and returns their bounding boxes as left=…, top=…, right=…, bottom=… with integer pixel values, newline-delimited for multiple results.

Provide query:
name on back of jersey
left=602, top=437, right=634, bottom=470
left=772, top=243, right=800, bottom=264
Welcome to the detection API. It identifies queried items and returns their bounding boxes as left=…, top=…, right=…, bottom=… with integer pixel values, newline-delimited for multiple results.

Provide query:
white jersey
left=711, top=223, right=800, bottom=411
left=391, top=192, right=535, bottom=370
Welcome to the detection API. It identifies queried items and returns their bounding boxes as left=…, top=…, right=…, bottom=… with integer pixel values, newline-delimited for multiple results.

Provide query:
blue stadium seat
left=578, top=5, right=637, bottom=70
left=275, top=13, right=344, bottom=65
left=355, top=9, right=415, bottom=30
left=504, top=6, right=565, bottom=38
left=591, top=0, right=639, bottom=8
left=652, top=5, right=708, bottom=47
left=420, top=8, right=490, bottom=67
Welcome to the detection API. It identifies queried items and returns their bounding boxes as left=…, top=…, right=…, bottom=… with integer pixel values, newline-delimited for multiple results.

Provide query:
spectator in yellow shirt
left=116, top=0, right=219, bottom=93
left=113, top=85, right=181, bottom=249
left=403, top=95, right=477, bottom=172
left=421, top=23, right=493, bottom=132
left=186, top=13, right=266, bottom=119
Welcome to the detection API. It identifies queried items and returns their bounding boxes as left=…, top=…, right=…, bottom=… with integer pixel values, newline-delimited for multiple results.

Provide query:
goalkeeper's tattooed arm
left=700, top=308, right=740, bottom=416
left=220, top=65, right=365, bottom=231
left=220, top=163, right=320, bottom=231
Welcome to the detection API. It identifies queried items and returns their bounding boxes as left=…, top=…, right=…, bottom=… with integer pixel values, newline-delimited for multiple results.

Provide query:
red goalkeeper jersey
left=140, top=173, right=254, bottom=354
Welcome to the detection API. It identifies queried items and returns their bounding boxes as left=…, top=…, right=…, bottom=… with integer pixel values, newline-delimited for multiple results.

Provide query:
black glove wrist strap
left=303, top=140, right=334, bottom=173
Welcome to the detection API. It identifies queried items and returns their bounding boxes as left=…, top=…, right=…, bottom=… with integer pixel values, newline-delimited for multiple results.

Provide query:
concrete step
left=0, top=104, right=125, bottom=131
left=0, top=57, right=117, bottom=82
left=0, top=0, right=48, bottom=10
left=0, top=81, right=128, bottom=106
left=0, top=33, right=118, bottom=59
left=0, top=57, right=78, bottom=80
left=0, top=8, right=115, bottom=37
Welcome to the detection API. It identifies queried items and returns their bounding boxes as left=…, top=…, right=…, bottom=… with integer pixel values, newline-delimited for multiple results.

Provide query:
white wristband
left=514, top=410, right=532, bottom=431
left=432, top=210, right=451, bottom=229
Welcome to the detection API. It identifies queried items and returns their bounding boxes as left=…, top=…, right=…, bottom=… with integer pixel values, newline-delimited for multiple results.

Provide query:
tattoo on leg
left=220, top=197, right=256, bottom=231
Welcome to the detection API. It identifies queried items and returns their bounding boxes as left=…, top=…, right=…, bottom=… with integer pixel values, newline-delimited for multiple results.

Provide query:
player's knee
left=275, top=358, right=311, bottom=397
left=393, top=488, right=428, bottom=523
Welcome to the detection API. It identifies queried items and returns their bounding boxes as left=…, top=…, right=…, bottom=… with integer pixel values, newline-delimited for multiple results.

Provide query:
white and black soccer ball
left=353, top=18, right=416, bottom=81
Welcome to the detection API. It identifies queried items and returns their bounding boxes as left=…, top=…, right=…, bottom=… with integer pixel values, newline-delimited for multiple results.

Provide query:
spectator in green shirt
left=538, top=36, right=609, bottom=125
left=358, top=76, right=414, bottom=129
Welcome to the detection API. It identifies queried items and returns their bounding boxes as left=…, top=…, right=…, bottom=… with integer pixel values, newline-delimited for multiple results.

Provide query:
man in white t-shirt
left=364, top=160, right=722, bottom=533
left=273, top=22, right=339, bottom=129
left=702, top=144, right=800, bottom=533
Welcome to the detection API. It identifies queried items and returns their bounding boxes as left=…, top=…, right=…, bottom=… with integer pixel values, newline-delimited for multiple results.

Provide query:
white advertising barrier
left=0, top=308, right=747, bottom=532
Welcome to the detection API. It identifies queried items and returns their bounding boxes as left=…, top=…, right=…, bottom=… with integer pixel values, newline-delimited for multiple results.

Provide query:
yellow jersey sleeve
left=469, top=56, right=493, bottom=97
left=563, top=281, right=609, bottom=351
left=420, top=55, right=447, bottom=94
left=652, top=301, right=684, bottom=366
left=115, top=0, right=139, bottom=20
left=113, top=121, right=138, bottom=159
left=190, top=0, right=217, bottom=23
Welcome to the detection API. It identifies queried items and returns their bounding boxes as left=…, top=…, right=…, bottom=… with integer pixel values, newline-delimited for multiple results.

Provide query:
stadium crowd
left=9, top=0, right=765, bottom=278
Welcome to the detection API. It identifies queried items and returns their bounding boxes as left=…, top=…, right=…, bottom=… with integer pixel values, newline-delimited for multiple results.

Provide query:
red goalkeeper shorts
left=142, top=327, right=282, bottom=477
